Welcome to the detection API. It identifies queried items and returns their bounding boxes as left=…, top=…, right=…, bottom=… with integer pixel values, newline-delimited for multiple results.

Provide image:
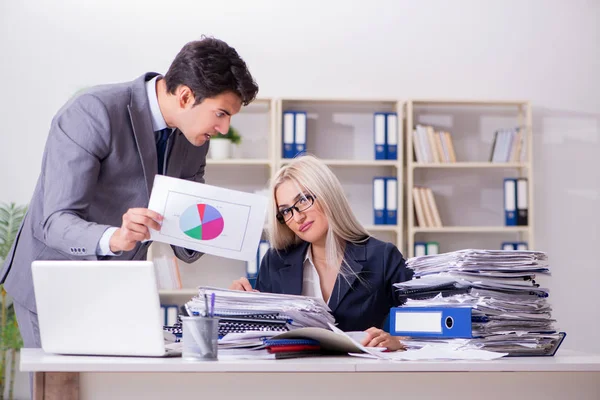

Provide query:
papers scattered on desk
left=350, top=345, right=507, bottom=361
left=147, top=175, right=268, bottom=261
left=393, top=249, right=565, bottom=357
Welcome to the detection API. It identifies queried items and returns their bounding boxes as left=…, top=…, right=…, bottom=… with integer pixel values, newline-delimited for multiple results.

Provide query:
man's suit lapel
left=277, top=242, right=309, bottom=295
left=128, top=73, right=160, bottom=199
left=328, top=243, right=366, bottom=313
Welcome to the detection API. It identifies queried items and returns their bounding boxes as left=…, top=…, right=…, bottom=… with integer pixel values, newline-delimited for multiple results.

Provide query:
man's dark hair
left=164, top=36, right=259, bottom=106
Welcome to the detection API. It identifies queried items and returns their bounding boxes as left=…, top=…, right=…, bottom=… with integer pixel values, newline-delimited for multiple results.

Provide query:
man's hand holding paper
left=147, top=175, right=268, bottom=261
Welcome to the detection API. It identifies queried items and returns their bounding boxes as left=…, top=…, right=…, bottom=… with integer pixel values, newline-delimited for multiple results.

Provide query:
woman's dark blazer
left=255, top=237, right=414, bottom=332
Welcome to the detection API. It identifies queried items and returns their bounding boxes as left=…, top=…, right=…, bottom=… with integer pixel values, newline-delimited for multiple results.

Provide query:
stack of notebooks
left=392, top=249, right=566, bottom=356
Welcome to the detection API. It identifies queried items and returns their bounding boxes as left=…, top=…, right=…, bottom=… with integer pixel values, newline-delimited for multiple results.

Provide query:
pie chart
left=179, top=204, right=224, bottom=241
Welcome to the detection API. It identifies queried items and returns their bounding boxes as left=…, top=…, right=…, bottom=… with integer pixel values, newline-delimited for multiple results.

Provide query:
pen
left=210, top=293, right=216, bottom=318
left=203, top=293, right=209, bottom=317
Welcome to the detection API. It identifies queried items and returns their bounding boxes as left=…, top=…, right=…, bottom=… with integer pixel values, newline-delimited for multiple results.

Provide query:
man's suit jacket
left=0, top=73, right=208, bottom=312
left=255, top=237, right=414, bottom=332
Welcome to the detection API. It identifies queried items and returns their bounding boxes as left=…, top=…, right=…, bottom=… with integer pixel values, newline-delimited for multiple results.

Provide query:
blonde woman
left=230, top=155, right=412, bottom=351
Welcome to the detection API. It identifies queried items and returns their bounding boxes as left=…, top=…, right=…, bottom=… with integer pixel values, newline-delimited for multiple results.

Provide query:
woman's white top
left=301, top=246, right=329, bottom=304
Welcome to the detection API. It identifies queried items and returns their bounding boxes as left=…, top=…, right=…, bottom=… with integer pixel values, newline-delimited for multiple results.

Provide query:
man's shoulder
left=74, top=73, right=158, bottom=107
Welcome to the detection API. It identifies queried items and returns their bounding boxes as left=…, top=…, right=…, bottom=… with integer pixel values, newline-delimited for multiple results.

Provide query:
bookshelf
left=153, top=97, right=537, bottom=298
left=404, top=99, right=534, bottom=257
left=276, top=98, right=404, bottom=250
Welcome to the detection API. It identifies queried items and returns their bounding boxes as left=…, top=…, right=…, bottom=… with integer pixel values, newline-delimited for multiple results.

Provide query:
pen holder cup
left=181, top=316, right=219, bottom=360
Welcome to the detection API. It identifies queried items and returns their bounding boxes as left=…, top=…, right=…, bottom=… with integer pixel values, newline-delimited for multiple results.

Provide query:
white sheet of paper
left=349, top=345, right=507, bottom=361
left=148, top=175, right=268, bottom=261
left=385, top=345, right=508, bottom=361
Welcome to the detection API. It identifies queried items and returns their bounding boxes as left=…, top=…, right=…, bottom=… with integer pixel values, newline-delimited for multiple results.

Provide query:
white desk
left=21, top=348, right=600, bottom=400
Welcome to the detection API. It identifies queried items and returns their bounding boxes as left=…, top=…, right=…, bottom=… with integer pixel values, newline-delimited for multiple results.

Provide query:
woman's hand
left=361, top=327, right=406, bottom=352
left=229, top=277, right=259, bottom=292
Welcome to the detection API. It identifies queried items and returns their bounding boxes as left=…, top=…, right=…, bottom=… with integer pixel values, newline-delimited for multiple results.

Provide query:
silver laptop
left=32, top=260, right=179, bottom=357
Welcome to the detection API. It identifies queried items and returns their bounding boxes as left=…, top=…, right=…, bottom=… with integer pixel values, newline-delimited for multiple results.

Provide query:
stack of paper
left=393, top=249, right=565, bottom=356
left=186, top=287, right=335, bottom=333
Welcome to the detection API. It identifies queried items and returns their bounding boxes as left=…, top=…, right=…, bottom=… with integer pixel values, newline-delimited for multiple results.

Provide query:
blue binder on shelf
left=389, top=306, right=473, bottom=338
left=282, top=111, right=295, bottom=158
left=386, top=113, right=398, bottom=160
left=516, top=178, right=529, bottom=226
left=282, top=111, right=307, bottom=158
left=160, top=304, right=179, bottom=326
left=504, top=178, right=517, bottom=226
left=373, top=177, right=386, bottom=225
left=373, top=113, right=386, bottom=160
left=385, top=177, right=397, bottom=225
left=502, top=241, right=528, bottom=250
left=294, top=111, right=307, bottom=156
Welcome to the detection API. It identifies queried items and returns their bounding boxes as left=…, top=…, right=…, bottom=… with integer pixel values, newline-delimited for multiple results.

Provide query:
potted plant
left=0, top=203, right=27, bottom=400
left=209, top=126, right=241, bottom=160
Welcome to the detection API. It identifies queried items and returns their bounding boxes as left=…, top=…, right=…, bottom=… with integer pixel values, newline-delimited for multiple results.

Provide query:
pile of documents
left=393, top=249, right=566, bottom=356
left=186, top=287, right=335, bottom=337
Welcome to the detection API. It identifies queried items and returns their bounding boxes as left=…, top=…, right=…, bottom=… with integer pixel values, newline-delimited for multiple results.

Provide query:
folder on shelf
left=385, top=177, right=397, bottom=225
left=414, top=242, right=427, bottom=257
left=373, top=113, right=386, bottom=160
left=389, top=306, right=473, bottom=338
left=414, top=241, right=440, bottom=257
left=426, top=241, right=439, bottom=255
left=516, top=178, right=528, bottom=226
left=504, top=178, right=517, bottom=226
left=282, top=111, right=295, bottom=158
left=161, top=304, right=179, bottom=326
left=373, top=177, right=386, bottom=225
left=502, top=242, right=514, bottom=251
left=386, top=113, right=398, bottom=160
left=160, top=305, right=167, bottom=326
left=501, top=241, right=529, bottom=251
left=294, top=111, right=307, bottom=156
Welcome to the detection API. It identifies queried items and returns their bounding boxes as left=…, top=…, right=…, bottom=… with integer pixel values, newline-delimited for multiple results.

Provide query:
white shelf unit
left=405, top=99, right=534, bottom=257
left=276, top=98, right=404, bottom=251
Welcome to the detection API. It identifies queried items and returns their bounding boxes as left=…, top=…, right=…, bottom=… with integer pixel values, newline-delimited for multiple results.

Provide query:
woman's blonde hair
left=267, top=154, right=369, bottom=275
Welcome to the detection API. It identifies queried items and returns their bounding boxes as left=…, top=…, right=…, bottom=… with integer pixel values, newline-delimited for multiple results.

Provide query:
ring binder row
left=282, top=111, right=307, bottom=158
left=215, top=312, right=290, bottom=320
left=373, top=112, right=398, bottom=160
left=504, top=178, right=528, bottom=226
left=502, top=241, right=528, bottom=251
left=373, top=177, right=397, bottom=225
left=281, top=110, right=398, bottom=160
left=165, top=314, right=292, bottom=340
left=414, top=242, right=439, bottom=257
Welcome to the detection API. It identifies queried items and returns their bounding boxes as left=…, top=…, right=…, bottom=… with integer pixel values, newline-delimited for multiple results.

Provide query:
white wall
left=0, top=0, right=598, bottom=390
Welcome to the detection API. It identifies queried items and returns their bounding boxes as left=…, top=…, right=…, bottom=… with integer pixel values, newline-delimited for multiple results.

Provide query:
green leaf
left=0, top=203, right=27, bottom=261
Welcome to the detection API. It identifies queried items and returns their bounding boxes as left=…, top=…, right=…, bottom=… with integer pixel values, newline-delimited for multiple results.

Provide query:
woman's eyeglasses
left=276, top=194, right=316, bottom=224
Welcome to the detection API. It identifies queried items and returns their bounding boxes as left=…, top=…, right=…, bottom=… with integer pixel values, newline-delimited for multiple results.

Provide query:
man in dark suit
left=1, top=37, right=259, bottom=352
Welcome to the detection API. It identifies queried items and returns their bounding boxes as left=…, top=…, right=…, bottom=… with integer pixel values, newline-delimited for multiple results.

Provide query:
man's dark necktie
left=156, top=128, right=171, bottom=174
